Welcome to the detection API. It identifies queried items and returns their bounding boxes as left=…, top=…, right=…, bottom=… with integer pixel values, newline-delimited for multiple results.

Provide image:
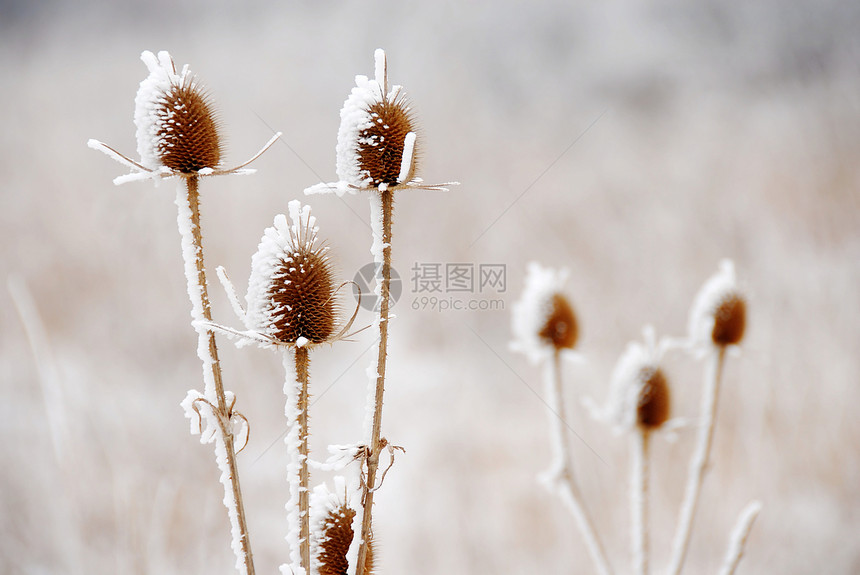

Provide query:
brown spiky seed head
left=156, top=77, right=222, bottom=173
left=711, top=293, right=746, bottom=347
left=636, top=366, right=671, bottom=430
left=317, top=505, right=356, bottom=575
left=358, top=95, right=417, bottom=186
left=539, top=293, right=578, bottom=351
left=268, top=244, right=338, bottom=345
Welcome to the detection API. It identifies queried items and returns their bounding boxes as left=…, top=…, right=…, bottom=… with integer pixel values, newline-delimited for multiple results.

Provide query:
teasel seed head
left=134, top=51, right=222, bottom=173
left=245, top=201, right=339, bottom=347
left=154, top=77, right=222, bottom=173
left=635, top=366, right=671, bottom=430
left=604, top=329, right=672, bottom=433
left=356, top=95, right=418, bottom=187
left=689, top=260, right=747, bottom=349
left=538, top=293, right=579, bottom=351
left=335, top=49, right=419, bottom=189
left=711, top=292, right=746, bottom=347
left=511, top=263, right=578, bottom=363
left=316, top=504, right=356, bottom=575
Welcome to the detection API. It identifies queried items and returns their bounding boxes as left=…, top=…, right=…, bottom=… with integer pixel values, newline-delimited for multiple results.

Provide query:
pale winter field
left=1, top=1, right=858, bottom=573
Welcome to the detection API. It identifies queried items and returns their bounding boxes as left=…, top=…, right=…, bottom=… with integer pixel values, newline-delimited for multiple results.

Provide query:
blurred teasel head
left=606, top=332, right=672, bottom=433
left=245, top=201, right=341, bottom=348
left=511, top=262, right=579, bottom=363
left=134, top=50, right=222, bottom=174
left=688, top=260, right=747, bottom=349
left=336, top=49, right=418, bottom=190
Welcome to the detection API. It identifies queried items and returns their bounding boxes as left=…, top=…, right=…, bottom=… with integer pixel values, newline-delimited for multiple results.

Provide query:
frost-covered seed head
left=155, top=78, right=221, bottom=172
left=539, top=293, right=579, bottom=351
left=357, top=96, right=417, bottom=187
left=635, top=366, right=671, bottom=430
left=335, top=49, right=419, bottom=189
left=688, top=260, right=747, bottom=349
left=316, top=504, right=356, bottom=575
left=245, top=202, right=338, bottom=346
left=711, top=293, right=746, bottom=346
left=134, top=51, right=222, bottom=173
left=511, top=263, right=577, bottom=363
left=604, top=333, right=671, bottom=433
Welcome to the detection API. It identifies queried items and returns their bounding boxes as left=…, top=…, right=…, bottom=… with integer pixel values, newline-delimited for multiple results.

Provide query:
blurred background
left=1, top=1, right=858, bottom=573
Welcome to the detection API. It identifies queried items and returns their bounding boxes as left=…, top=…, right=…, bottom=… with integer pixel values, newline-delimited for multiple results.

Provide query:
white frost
left=397, top=131, right=416, bottom=183
left=175, top=183, right=219, bottom=401
left=135, top=50, right=184, bottom=171
left=368, top=192, right=388, bottom=267
left=282, top=351, right=307, bottom=575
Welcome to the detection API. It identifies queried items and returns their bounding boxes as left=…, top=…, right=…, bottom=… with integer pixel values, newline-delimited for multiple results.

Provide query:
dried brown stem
left=356, top=188, right=394, bottom=575
left=184, top=175, right=255, bottom=575
left=294, top=346, right=311, bottom=573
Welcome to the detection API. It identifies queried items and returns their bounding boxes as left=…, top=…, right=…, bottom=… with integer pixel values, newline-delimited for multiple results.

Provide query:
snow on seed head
left=688, top=260, right=747, bottom=349
left=335, top=49, right=419, bottom=189
left=635, top=365, right=671, bottom=430
left=245, top=201, right=338, bottom=346
left=511, top=263, right=578, bottom=363
left=134, top=50, right=222, bottom=173
left=539, top=293, right=579, bottom=351
left=605, top=332, right=672, bottom=433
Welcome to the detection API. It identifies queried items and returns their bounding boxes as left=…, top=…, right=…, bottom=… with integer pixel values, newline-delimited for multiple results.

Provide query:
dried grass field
left=1, top=1, right=858, bottom=573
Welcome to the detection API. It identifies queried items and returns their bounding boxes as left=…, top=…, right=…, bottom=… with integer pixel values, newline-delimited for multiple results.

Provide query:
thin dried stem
left=180, top=175, right=255, bottom=575
left=545, top=351, right=614, bottom=575
left=356, top=188, right=394, bottom=575
left=631, top=430, right=650, bottom=575
left=667, top=346, right=727, bottom=575
left=717, top=500, right=762, bottom=575
left=294, top=347, right=311, bottom=573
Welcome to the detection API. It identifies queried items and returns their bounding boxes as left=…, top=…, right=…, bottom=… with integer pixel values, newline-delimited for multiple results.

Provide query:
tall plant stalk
left=667, top=346, right=727, bottom=575
left=178, top=175, right=254, bottom=575
left=356, top=188, right=394, bottom=575
left=293, top=347, right=311, bottom=573
left=631, top=430, right=650, bottom=575
left=545, top=351, right=614, bottom=575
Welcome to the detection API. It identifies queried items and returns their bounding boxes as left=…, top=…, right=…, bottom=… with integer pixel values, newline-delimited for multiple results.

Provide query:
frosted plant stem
left=294, top=347, right=311, bottom=574
left=667, top=346, right=727, bottom=575
left=546, top=351, right=614, bottom=575
left=631, top=431, right=650, bottom=575
left=178, top=176, right=254, bottom=575
left=356, top=189, right=394, bottom=575
left=717, top=501, right=762, bottom=575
